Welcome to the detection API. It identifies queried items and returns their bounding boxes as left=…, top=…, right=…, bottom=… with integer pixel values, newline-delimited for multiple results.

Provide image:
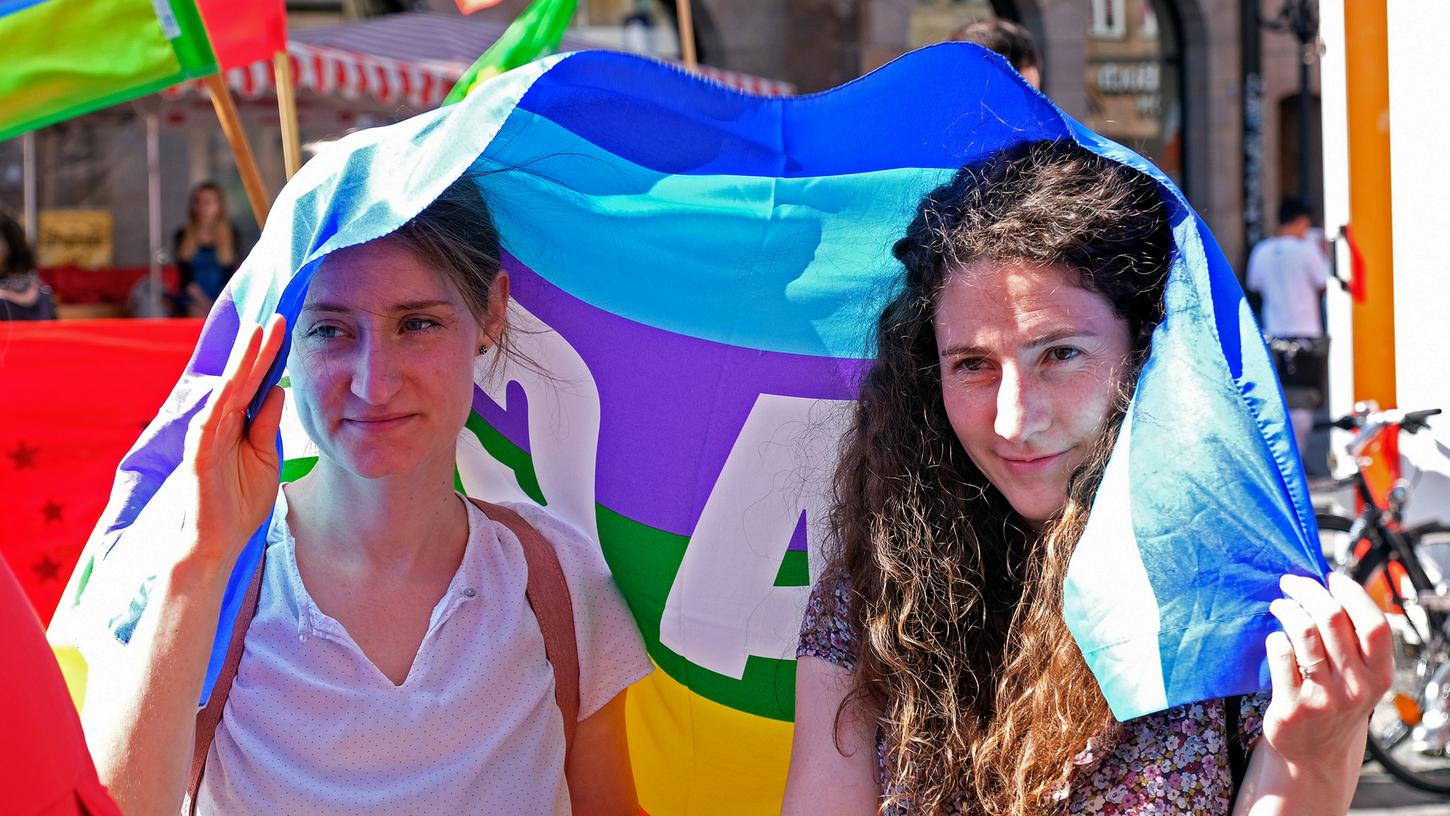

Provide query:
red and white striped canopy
left=164, top=11, right=794, bottom=109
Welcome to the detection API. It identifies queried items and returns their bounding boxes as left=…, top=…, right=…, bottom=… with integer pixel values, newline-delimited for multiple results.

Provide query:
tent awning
left=162, top=11, right=794, bottom=109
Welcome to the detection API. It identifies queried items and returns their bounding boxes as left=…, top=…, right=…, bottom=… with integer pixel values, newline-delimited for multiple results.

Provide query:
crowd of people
left=0, top=180, right=242, bottom=322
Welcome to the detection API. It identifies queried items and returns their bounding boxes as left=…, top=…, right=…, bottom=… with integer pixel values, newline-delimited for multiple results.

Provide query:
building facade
left=680, top=0, right=1322, bottom=267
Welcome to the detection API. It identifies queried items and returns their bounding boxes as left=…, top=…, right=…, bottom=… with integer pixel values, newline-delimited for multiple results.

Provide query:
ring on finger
left=1298, top=657, right=1329, bottom=680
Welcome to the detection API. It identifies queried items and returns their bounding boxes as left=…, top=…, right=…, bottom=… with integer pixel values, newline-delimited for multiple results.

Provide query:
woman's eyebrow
left=301, top=299, right=455, bottom=314
left=1024, top=329, right=1098, bottom=349
left=939, top=330, right=1098, bottom=358
left=389, top=299, right=455, bottom=312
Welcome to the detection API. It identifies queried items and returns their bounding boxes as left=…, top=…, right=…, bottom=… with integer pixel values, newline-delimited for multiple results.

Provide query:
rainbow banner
left=51, top=46, right=1319, bottom=813
left=0, top=0, right=216, bottom=140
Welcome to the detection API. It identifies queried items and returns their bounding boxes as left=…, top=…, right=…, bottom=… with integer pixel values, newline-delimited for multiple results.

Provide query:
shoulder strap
left=471, top=499, right=580, bottom=761
left=1224, top=694, right=1246, bottom=806
left=184, top=547, right=266, bottom=815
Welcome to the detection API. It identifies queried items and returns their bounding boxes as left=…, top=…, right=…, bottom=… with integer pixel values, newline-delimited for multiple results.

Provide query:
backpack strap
left=184, top=546, right=266, bottom=815
left=1224, top=694, right=1247, bottom=807
left=471, top=499, right=580, bottom=760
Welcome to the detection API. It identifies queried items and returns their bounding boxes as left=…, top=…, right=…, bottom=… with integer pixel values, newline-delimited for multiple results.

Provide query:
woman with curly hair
left=782, top=140, right=1391, bottom=814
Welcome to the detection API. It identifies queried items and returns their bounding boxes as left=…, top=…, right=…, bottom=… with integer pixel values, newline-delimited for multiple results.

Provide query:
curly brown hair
left=826, top=139, right=1173, bottom=814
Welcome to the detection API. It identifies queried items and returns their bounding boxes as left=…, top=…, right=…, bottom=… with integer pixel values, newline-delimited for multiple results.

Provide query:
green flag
left=0, top=0, right=217, bottom=141
left=444, top=0, right=577, bottom=104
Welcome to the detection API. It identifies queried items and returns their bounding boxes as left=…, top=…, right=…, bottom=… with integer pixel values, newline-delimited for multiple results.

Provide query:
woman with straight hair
left=80, top=175, right=651, bottom=815
left=783, top=140, right=1391, bottom=814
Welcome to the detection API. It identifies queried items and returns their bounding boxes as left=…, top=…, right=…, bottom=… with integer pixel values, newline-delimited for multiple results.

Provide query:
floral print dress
left=797, top=577, right=1272, bottom=814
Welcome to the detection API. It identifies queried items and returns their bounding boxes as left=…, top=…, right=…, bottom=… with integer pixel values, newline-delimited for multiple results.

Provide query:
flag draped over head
left=50, top=45, right=1323, bottom=813
left=444, top=0, right=577, bottom=104
left=0, top=0, right=216, bottom=140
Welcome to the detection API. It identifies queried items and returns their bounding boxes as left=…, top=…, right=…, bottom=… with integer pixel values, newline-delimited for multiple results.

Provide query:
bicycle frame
left=1341, top=421, right=1448, bottom=632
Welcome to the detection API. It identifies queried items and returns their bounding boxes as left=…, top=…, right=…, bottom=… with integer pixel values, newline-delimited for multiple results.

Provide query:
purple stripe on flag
left=473, top=379, right=532, bottom=453
left=103, top=298, right=241, bottom=542
left=489, top=253, right=869, bottom=537
left=787, top=509, right=810, bottom=552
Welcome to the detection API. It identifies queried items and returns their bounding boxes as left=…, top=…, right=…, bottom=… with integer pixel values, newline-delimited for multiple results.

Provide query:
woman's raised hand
left=1261, top=571, right=1394, bottom=769
left=182, top=315, right=288, bottom=567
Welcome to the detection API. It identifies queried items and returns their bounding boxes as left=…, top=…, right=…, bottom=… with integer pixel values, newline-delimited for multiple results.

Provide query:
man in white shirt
left=1247, top=197, right=1330, bottom=338
left=1246, top=197, right=1332, bottom=465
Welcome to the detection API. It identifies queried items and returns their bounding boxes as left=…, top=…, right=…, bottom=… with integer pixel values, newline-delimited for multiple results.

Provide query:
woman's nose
left=350, top=336, right=403, bottom=405
left=993, top=364, right=1048, bottom=442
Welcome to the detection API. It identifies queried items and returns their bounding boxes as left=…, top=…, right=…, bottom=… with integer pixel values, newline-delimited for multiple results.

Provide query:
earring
left=478, top=344, right=491, bottom=355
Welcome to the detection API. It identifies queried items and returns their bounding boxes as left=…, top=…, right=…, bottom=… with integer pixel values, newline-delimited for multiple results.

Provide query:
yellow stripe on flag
left=627, top=662, right=794, bottom=815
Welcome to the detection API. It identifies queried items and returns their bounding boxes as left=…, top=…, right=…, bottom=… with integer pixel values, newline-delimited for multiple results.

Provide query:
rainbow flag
left=51, top=45, right=1321, bottom=813
left=0, top=0, right=216, bottom=140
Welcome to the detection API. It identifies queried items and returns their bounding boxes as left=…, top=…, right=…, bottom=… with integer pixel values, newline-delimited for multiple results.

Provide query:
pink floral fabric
left=798, top=577, right=1271, bottom=814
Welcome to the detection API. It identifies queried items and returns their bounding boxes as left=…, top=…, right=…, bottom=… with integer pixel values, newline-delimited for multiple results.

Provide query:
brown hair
left=387, top=172, right=530, bottom=369
left=177, top=181, right=237, bottom=267
left=0, top=209, right=36, bottom=278
left=827, top=140, right=1172, bottom=813
left=952, top=19, right=1040, bottom=73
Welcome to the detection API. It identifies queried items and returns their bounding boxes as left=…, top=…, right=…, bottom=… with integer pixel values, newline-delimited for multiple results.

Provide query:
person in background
left=173, top=182, right=243, bottom=318
left=1246, top=196, right=1331, bottom=461
left=953, top=19, right=1042, bottom=89
left=0, top=210, right=56, bottom=321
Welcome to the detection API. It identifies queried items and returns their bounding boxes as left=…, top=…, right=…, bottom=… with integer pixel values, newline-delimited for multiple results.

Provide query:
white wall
left=1387, top=1, right=1450, bottom=525
left=1317, top=0, right=1354, bottom=430
left=1387, top=2, right=1450, bottom=414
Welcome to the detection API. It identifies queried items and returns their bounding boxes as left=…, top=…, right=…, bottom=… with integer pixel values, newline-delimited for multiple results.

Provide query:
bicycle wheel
left=1349, top=520, right=1450, bottom=796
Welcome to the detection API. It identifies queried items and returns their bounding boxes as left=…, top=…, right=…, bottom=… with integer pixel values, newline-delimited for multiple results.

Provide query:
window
left=1083, top=0, right=1184, bottom=187
left=1091, top=0, right=1128, bottom=40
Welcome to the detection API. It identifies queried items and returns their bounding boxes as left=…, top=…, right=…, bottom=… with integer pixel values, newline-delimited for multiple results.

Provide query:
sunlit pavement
left=1350, top=764, right=1449, bottom=814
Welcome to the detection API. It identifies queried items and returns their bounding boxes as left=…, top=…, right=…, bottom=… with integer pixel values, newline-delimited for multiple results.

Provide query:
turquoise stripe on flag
left=480, top=108, right=953, bottom=358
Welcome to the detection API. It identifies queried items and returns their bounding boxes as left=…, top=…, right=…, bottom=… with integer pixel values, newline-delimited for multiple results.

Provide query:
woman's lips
left=342, top=414, right=416, bottom=432
left=998, top=450, right=1069, bottom=476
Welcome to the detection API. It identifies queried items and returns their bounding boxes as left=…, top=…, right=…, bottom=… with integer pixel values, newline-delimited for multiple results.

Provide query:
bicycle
left=1313, top=404, right=1450, bottom=795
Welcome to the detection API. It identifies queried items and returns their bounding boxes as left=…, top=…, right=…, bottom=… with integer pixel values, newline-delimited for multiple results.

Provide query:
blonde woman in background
left=173, top=181, right=242, bottom=318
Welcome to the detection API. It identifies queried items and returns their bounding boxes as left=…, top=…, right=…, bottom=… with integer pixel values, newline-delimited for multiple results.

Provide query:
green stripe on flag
left=0, top=0, right=217, bottom=140
left=457, top=411, right=799, bottom=721
left=444, top=0, right=577, bottom=105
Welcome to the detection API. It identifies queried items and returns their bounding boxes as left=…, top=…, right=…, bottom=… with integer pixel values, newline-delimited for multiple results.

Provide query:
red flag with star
left=0, top=319, right=202, bottom=623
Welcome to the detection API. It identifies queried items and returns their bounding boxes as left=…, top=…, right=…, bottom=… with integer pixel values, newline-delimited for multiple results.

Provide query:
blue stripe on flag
left=520, top=46, right=1070, bottom=178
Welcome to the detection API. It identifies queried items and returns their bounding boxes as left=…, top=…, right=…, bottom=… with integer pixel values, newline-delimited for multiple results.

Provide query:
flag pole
left=203, top=73, right=270, bottom=228
left=21, top=130, right=37, bottom=242
left=146, top=112, right=164, bottom=317
left=274, top=51, right=302, bottom=179
left=675, top=0, right=697, bottom=69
